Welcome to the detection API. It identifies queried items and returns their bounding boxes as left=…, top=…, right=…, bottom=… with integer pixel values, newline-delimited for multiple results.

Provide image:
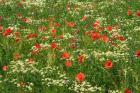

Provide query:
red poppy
left=76, top=72, right=85, bottom=82
left=34, top=43, right=41, bottom=49
left=13, top=53, right=21, bottom=60
left=62, top=52, right=70, bottom=59
left=2, top=66, right=8, bottom=71
left=135, top=50, right=140, bottom=58
left=81, top=15, right=87, bottom=21
left=107, top=26, right=113, bottom=31
left=51, top=29, right=57, bottom=37
left=93, top=20, right=100, bottom=29
left=15, top=38, right=21, bottom=43
left=91, top=32, right=101, bottom=40
left=27, top=33, right=38, bottom=39
left=55, top=23, right=61, bottom=28
left=104, top=60, right=113, bottom=69
left=65, top=61, right=72, bottom=68
left=124, top=88, right=132, bottom=93
left=58, top=35, right=64, bottom=39
left=136, top=11, right=140, bottom=17
left=51, top=29, right=57, bottom=33
left=67, top=22, right=76, bottom=28
left=101, top=35, right=109, bottom=43
left=78, top=55, right=85, bottom=63
left=3, top=28, right=12, bottom=37
left=127, top=10, right=132, bottom=16
left=51, top=43, right=57, bottom=49
left=117, top=36, right=126, bottom=41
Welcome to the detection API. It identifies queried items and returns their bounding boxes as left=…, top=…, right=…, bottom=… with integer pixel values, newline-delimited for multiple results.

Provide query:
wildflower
left=27, top=33, right=38, bottom=39
left=15, top=38, right=21, bottom=43
left=38, top=26, right=47, bottom=32
left=117, top=36, right=126, bottom=41
left=78, top=55, right=85, bottom=63
left=127, top=10, right=132, bottom=16
left=81, top=15, right=87, bottom=21
left=107, top=26, right=113, bottom=31
left=13, top=53, right=21, bottom=60
left=124, top=88, right=132, bottom=93
left=101, top=35, right=109, bottom=43
left=14, top=31, right=21, bottom=37
left=0, top=25, right=3, bottom=32
left=58, top=35, right=64, bottom=39
left=2, top=28, right=12, bottom=37
left=51, top=29, right=57, bottom=37
left=62, top=52, right=70, bottom=59
left=34, top=43, right=41, bottom=49
left=93, top=20, right=100, bottom=29
left=135, top=50, right=140, bottom=58
left=51, top=29, right=56, bottom=33
left=65, top=61, right=72, bottom=68
left=136, top=11, right=140, bottom=17
left=51, top=43, right=57, bottom=49
left=21, top=18, right=31, bottom=23
left=55, top=22, right=61, bottom=28
left=19, top=82, right=26, bottom=87
left=104, top=60, right=113, bottom=69
left=91, top=32, right=101, bottom=40
left=76, top=72, right=85, bottom=82
left=66, top=22, right=76, bottom=28
left=2, top=66, right=8, bottom=71
left=27, top=58, right=35, bottom=64
left=41, top=36, right=47, bottom=41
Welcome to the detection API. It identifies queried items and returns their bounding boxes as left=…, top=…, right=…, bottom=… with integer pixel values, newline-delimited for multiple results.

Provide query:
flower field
left=0, top=0, right=140, bottom=93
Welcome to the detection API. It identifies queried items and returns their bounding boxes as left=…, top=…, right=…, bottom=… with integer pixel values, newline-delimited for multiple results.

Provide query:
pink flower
left=0, top=25, right=3, bottom=32
left=2, top=66, right=8, bottom=71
